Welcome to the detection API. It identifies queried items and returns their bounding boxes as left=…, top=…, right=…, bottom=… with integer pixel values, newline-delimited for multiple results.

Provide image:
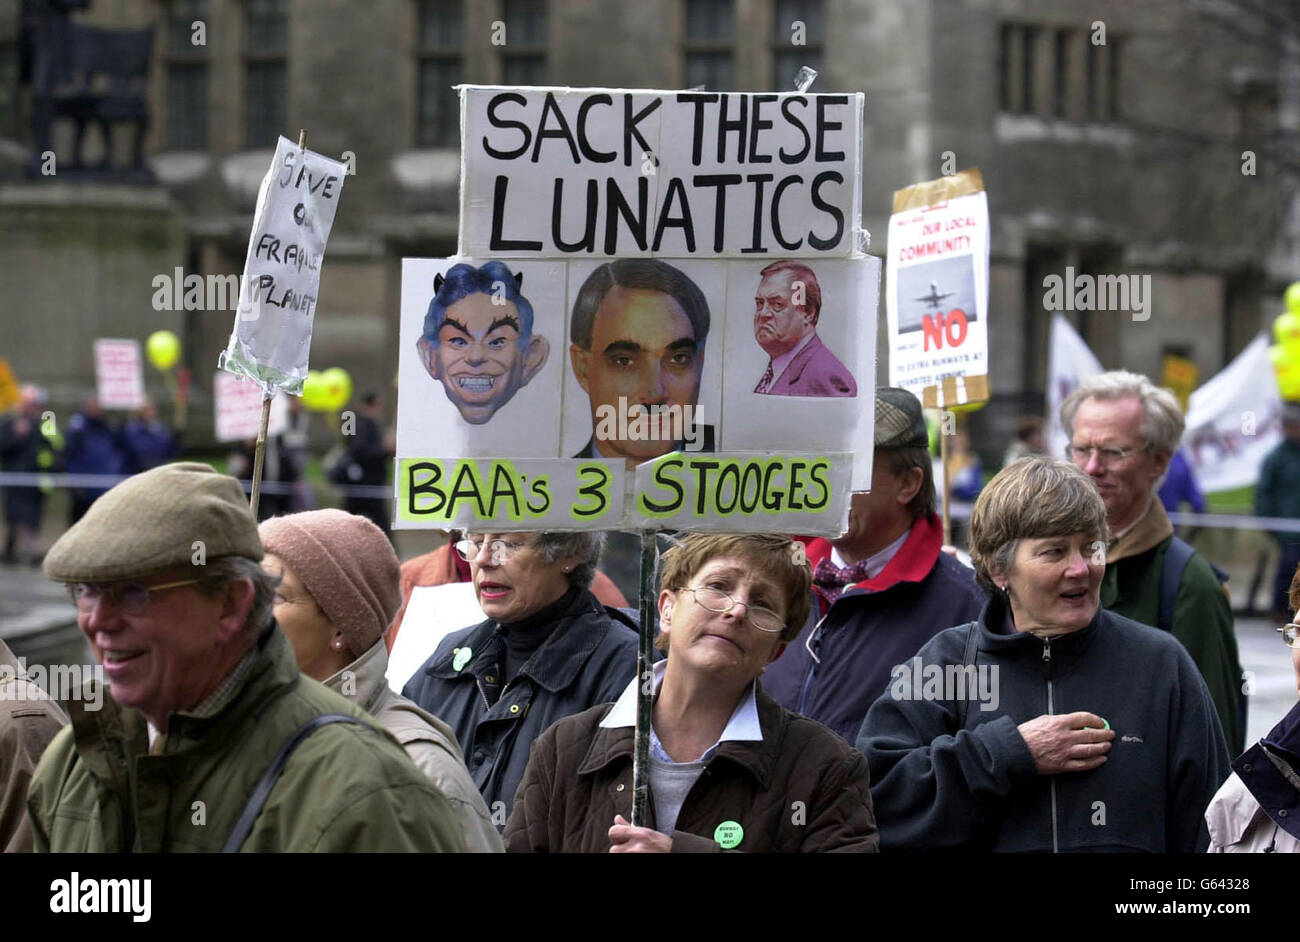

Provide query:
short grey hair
left=969, top=457, right=1109, bottom=596
left=532, top=532, right=607, bottom=590
left=194, top=556, right=279, bottom=636
left=1059, top=370, right=1184, bottom=457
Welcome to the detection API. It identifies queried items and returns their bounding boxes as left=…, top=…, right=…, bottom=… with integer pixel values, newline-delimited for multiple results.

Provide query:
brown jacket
left=504, top=684, right=878, bottom=853
left=386, top=542, right=629, bottom=651
left=1, top=640, right=68, bottom=853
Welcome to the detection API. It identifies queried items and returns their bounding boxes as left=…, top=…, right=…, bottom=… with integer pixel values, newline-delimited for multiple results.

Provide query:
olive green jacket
left=1101, top=499, right=1242, bottom=757
left=26, top=626, right=464, bottom=852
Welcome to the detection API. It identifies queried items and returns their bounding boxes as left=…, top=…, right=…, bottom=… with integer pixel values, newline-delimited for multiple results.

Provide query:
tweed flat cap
left=875, top=387, right=929, bottom=449
left=44, top=462, right=262, bottom=583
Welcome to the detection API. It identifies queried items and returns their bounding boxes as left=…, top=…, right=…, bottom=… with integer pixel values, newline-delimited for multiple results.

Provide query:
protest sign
left=885, top=169, right=990, bottom=409
left=0, top=359, right=18, bottom=413
left=394, top=253, right=879, bottom=533
left=219, top=135, right=348, bottom=395
left=93, top=339, right=145, bottom=410
left=213, top=371, right=288, bottom=443
left=459, top=87, right=863, bottom=259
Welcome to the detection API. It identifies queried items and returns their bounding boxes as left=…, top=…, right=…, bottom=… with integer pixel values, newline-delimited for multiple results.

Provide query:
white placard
left=213, top=371, right=289, bottom=443
left=386, top=582, right=485, bottom=693
left=93, top=339, right=145, bottom=410
left=459, top=87, right=863, bottom=259
left=394, top=255, right=878, bottom=532
left=219, top=136, right=348, bottom=395
left=885, top=191, right=990, bottom=397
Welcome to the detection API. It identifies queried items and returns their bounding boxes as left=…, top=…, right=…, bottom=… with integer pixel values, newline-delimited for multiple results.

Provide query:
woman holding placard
left=503, top=532, right=878, bottom=853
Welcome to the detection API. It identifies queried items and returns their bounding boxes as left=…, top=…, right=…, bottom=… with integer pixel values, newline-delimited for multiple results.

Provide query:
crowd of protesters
left=0, top=371, right=1298, bottom=853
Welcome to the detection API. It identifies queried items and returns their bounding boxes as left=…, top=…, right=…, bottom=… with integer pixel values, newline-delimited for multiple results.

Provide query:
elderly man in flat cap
left=763, top=387, right=985, bottom=743
left=26, top=462, right=464, bottom=852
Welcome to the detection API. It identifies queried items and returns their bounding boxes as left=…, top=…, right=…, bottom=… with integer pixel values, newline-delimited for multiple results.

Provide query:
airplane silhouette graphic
left=915, top=281, right=954, bottom=309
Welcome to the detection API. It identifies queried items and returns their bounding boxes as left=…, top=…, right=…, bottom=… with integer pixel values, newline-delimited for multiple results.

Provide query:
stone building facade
left=0, top=0, right=1293, bottom=457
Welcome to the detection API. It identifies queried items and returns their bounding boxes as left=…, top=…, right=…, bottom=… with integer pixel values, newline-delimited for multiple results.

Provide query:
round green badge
left=713, top=820, right=743, bottom=849
left=452, top=647, right=472, bottom=672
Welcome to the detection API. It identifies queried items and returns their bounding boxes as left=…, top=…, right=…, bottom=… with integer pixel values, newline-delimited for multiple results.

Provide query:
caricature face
left=418, top=291, right=549, bottom=425
left=569, top=286, right=703, bottom=463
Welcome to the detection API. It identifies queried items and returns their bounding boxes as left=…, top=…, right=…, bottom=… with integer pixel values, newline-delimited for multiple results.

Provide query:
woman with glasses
left=1206, top=562, right=1300, bottom=852
left=503, top=532, right=878, bottom=853
left=402, top=530, right=637, bottom=826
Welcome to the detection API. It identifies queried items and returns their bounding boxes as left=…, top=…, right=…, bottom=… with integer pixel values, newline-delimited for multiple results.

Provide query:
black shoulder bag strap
left=221, top=713, right=368, bottom=853
left=954, top=622, right=980, bottom=730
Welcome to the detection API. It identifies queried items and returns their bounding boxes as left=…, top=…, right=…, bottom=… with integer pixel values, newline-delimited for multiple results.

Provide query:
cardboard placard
left=394, top=254, right=879, bottom=533
left=459, top=86, right=863, bottom=259
left=93, top=339, right=145, bottom=410
left=213, top=371, right=289, bottom=443
left=219, top=136, right=348, bottom=395
left=885, top=169, right=990, bottom=408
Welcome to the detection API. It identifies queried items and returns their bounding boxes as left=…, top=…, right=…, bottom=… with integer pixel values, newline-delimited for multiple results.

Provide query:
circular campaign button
left=713, top=820, right=743, bottom=849
left=452, top=647, right=472, bottom=672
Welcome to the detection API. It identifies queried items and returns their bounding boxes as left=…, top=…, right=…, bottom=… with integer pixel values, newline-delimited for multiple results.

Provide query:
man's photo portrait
left=753, top=260, right=857, bottom=398
left=568, top=258, right=716, bottom=466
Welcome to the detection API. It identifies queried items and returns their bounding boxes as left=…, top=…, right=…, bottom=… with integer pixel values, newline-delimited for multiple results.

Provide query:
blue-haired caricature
left=416, top=261, right=550, bottom=425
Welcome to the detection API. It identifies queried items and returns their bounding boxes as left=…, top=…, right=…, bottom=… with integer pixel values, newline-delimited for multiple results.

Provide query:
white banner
left=220, top=135, right=348, bottom=395
left=1183, top=333, right=1284, bottom=493
left=459, top=87, right=863, bottom=259
left=213, top=371, right=289, bottom=443
left=93, top=339, right=145, bottom=410
left=885, top=190, right=990, bottom=399
left=1045, top=314, right=1103, bottom=460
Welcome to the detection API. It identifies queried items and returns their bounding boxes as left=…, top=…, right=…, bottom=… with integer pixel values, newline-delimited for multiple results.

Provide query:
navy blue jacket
left=857, top=594, right=1231, bottom=852
left=763, top=514, right=984, bottom=743
left=403, top=587, right=637, bottom=824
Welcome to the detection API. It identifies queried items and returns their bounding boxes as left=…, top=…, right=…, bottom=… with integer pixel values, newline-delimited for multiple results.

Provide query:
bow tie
left=813, top=556, right=872, bottom=606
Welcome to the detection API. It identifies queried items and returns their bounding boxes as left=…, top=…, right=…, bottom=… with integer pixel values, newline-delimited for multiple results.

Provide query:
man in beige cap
left=27, top=462, right=464, bottom=852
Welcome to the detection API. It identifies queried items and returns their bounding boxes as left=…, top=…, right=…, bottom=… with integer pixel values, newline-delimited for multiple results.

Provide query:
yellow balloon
left=1285, top=281, right=1300, bottom=316
left=1275, top=311, right=1300, bottom=346
left=301, top=370, right=329, bottom=411
left=146, top=330, right=181, bottom=371
left=321, top=367, right=353, bottom=412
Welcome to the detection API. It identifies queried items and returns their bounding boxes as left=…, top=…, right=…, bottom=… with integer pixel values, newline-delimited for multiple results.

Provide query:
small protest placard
left=93, top=339, right=145, bottom=410
left=219, top=135, right=348, bottom=395
left=459, top=87, right=863, bottom=259
left=885, top=169, right=990, bottom=409
left=213, top=371, right=289, bottom=442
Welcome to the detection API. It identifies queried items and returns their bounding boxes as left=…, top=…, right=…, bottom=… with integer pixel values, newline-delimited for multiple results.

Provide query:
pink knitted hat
left=259, top=509, right=400, bottom=656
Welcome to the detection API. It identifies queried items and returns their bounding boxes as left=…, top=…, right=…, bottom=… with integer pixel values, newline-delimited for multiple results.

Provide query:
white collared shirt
left=600, top=660, right=762, bottom=835
left=830, top=528, right=909, bottom=581
left=599, top=660, right=763, bottom=755
left=765, top=330, right=816, bottom=389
